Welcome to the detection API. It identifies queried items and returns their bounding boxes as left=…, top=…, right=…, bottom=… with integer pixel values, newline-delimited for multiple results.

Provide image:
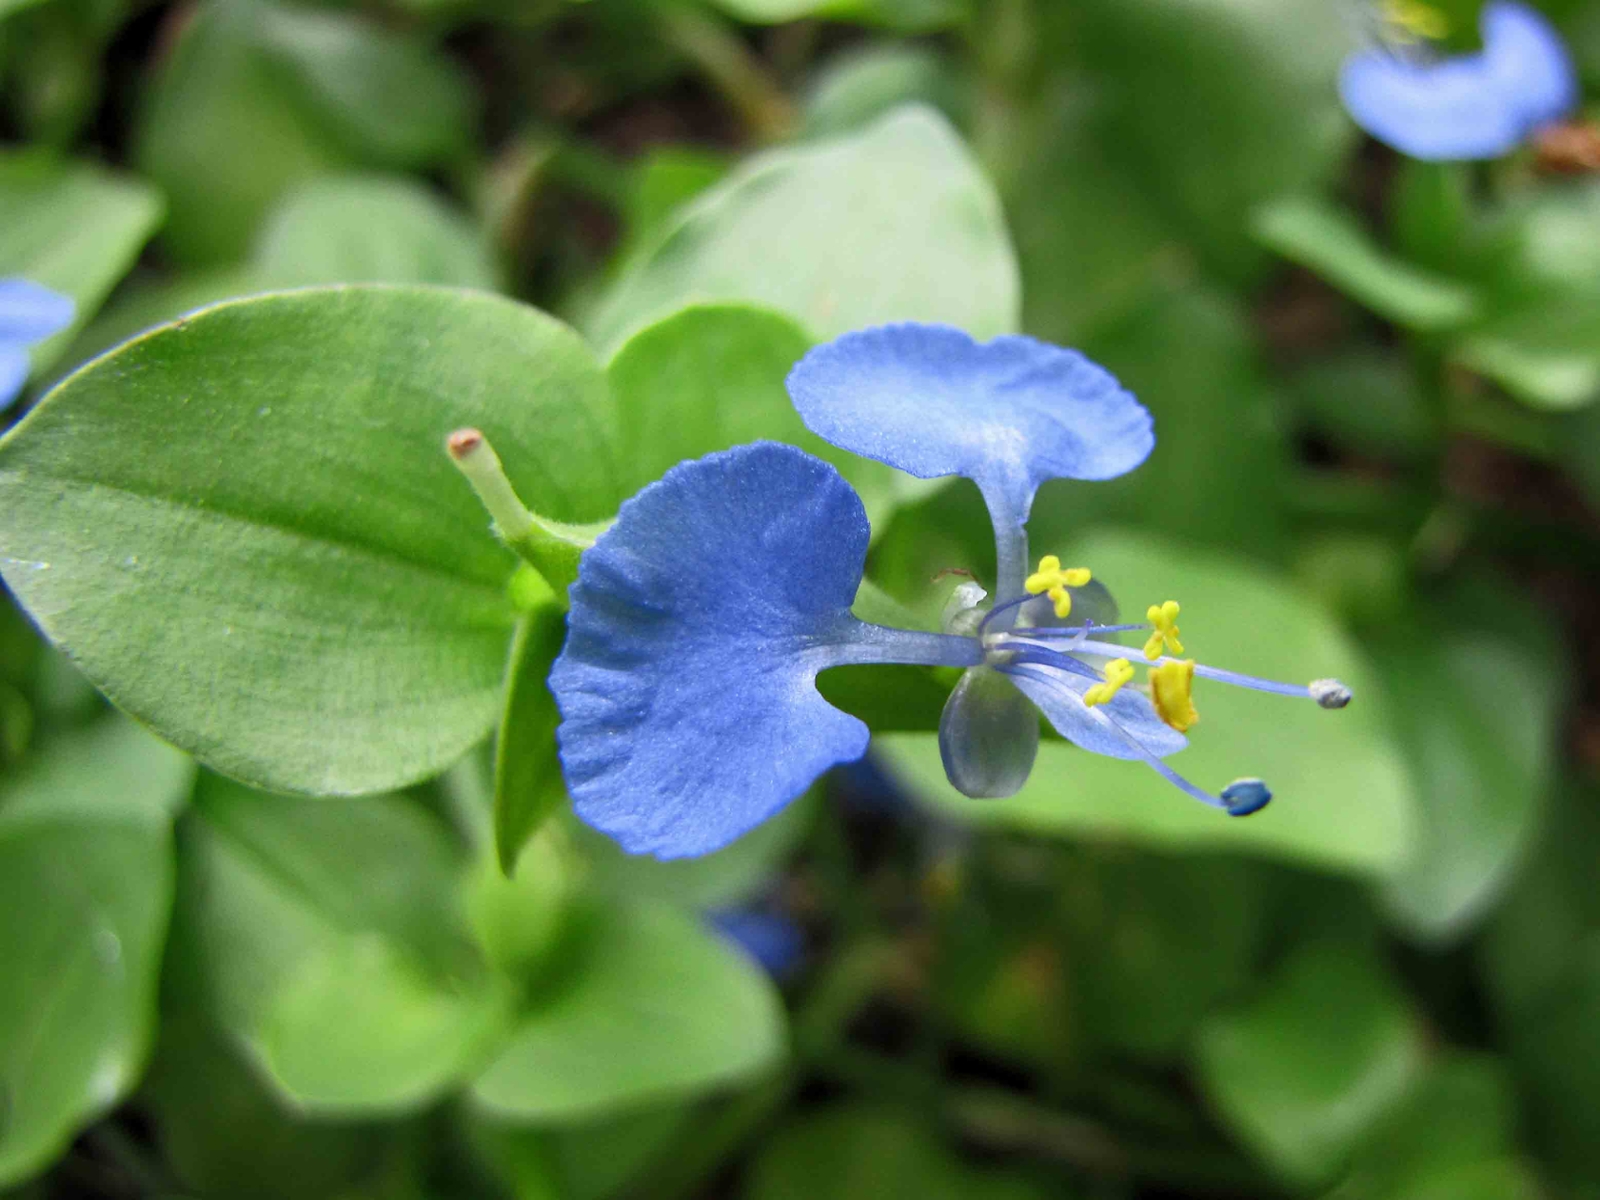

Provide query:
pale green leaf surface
left=879, top=532, right=1416, bottom=874
left=0, top=286, right=619, bottom=794
left=471, top=901, right=784, bottom=1120
left=588, top=106, right=1019, bottom=352
left=1253, top=197, right=1480, bottom=332
left=0, top=719, right=192, bottom=1187
left=0, top=151, right=164, bottom=376
left=254, top=175, right=498, bottom=290
left=170, top=776, right=501, bottom=1114
left=493, top=605, right=568, bottom=874
left=1195, top=942, right=1426, bottom=1186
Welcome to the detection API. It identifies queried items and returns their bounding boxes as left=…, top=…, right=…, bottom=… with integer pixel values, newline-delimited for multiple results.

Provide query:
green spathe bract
left=0, top=285, right=622, bottom=796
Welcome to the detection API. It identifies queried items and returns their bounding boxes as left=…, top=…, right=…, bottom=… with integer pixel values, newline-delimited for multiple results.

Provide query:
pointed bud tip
left=447, top=428, right=485, bottom=460
left=1310, top=678, right=1352, bottom=709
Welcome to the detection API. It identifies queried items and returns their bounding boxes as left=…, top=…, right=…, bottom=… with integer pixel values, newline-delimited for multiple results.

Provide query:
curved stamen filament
left=1070, top=639, right=1351, bottom=705
left=1080, top=704, right=1268, bottom=816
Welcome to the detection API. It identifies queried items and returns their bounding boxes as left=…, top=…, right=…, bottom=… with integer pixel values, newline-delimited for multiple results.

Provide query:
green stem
left=656, top=3, right=796, bottom=142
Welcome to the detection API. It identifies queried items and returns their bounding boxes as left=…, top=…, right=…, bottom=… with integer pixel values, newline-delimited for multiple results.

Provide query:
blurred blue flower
left=0, top=278, right=73, bottom=414
left=1340, top=1, right=1577, bottom=161
left=550, top=326, right=1349, bottom=859
left=708, top=910, right=804, bottom=978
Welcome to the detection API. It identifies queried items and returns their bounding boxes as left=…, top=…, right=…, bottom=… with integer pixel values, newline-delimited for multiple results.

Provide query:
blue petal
left=1002, top=663, right=1187, bottom=761
left=551, top=442, right=876, bottom=859
left=787, top=322, right=1153, bottom=502
left=0, top=278, right=74, bottom=344
left=1339, top=2, right=1575, bottom=161
left=0, top=344, right=32, bottom=414
left=1482, top=0, right=1577, bottom=132
left=708, top=910, right=804, bottom=977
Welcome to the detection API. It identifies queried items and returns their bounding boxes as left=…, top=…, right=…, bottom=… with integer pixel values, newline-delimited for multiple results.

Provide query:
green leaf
left=877, top=531, right=1417, bottom=875
left=801, top=45, right=957, bottom=139
left=0, top=718, right=193, bottom=1186
left=587, top=106, right=1019, bottom=353
left=1195, top=941, right=1427, bottom=1187
left=0, top=151, right=164, bottom=376
left=1375, top=628, right=1557, bottom=942
left=133, top=0, right=470, bottom=265
left=493, top=604, right=568, bottom=874
left=168, top=775, right=505, bottom=1115
left=605, top=303, right=901, bottom=523
left=255, top=175, right=498, bottom=290
left=747, top=1106, right=1044, bottom=1200
left=1073, top=0, right=1355, bottom=281
left=708, top=0, right=964, bottom=30
left=1253, top=197, right=1480, bottom=332
left=1287, top=352, right=1441, bottom=458
left=471, top=900, right=784, bottom=1120
left=1453, top=303, right=1600, bottom=412
left=0, top=286, right=620, bottom=795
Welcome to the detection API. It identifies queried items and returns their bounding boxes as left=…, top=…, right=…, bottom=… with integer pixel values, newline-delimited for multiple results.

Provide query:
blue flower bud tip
left=1222, top=778, right=1272, bottom=817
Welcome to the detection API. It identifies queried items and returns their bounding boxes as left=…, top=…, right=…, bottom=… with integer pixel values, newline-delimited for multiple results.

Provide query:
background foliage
left=1, top=0, right=1599, bottom=1197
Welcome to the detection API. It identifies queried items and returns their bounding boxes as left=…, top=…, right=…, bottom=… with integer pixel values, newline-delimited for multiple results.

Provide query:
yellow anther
left=1025, top=556, right=1092, bottom=619
left=1149, top=659, right=1200, bottom=733
left=1143, top=600, right=1184, bottom=660
left=1083, top=658, right=1134, bottom=708
left=1383, top=0, right=1448, bottom=41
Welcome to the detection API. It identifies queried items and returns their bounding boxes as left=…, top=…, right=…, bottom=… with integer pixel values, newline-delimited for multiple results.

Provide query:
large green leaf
left=878, top=531, right=1416, bottom=874
left=168, top=775, right=506, bottom=1115
left=588, top=105, right=1019, bottom=352
left=0, top=718, right=193, bottom=1186
left=471, top=901, right=784, bottom=1121
left=1195, top=941, right=1426, bottom=1187
left=0, top=286, right=619, bottom=795
left=0, top=151, right=164, bottom=376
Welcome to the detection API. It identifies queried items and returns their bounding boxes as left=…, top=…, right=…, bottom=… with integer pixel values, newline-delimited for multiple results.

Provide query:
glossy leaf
left=168, top=775, right=504, bottom=1115
left=471, top=901, right=784, bottom=1120
left=878, top=531, right=1416, bottom=875
left=1195, top=941, right=1426, bottom=1186
left=0, top=151, right=163, bottom=375
left=1254, top=197, right=1480, bottom=332
left=588, top=106, right=1019, bottom=352
left=0, top=286, right=619, bottom=795
left=0, top=719, right=193, bottom=1186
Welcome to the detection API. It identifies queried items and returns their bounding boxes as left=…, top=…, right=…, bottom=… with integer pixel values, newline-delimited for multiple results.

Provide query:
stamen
left=990, top=641, right=1102, bottom=683
left=1079, top=703, right=1271, bottom=816
left=1072, top=640, right=1355, bottom=711
left=1082, top=658, right=1133, bottom=708
left=1148, top=659, right=1200, bottom=732
left=1025, top=556, right=1092, bottom=620
left=1143, top=600, right=1183, bottom=660
left=1310, top=679, right=1353, bottom=709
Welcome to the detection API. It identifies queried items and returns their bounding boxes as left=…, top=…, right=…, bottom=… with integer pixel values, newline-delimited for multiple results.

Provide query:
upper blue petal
left=0, top=278, right=74, bottom=344
left=1003, top=662, right=1187, bottom=761
left=550, top=442, right=874, bottom=860
left=1339, top=1, right=1575, bottom=161
left=786, top=323, right=1154, bottom=503
left=0, top=344, right=32, bottom=414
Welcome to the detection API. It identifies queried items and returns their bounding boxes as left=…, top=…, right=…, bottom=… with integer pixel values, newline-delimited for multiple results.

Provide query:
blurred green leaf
left=134, top=0, right=471, bottom=264
left=588, top=106, right=1019, bottom=352
left=880, top=531, right=1416, bottom=875
left=494, top=604, right=568, bottom=875
left=0, top=718, right=192, bottom=1186
left=169, top=775, right=504, bottom=1115
left=708, top=0, right=964, bottom=29
left=255, top=175, right=498, bottom=289
left=471, top=900, right=784, bottom=1120
left=1375, top=626, right=1558, bottom=943
left=747, top=1106, right=1044, bottom=1200
left=802, top=45, right=958, bottom=138
left=0, top=287, right=620, bottom=795
left=1074, top=0, right=1356, bottom=280
left=1253, top=197, right=1480, bottom=332
left=1195, top=941, right=1426, bottom=1187
left=0, top=150, right=164, bottom=377
left=1287, top=352, right=1440, bottom=458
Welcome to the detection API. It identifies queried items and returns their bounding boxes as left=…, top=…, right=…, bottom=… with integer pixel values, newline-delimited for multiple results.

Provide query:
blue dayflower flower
left=0, top=278, right=73, bottom=414
left=1340, top=1, right=1577, bottom=161
left=547, top=327, right=1351, bottom=860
